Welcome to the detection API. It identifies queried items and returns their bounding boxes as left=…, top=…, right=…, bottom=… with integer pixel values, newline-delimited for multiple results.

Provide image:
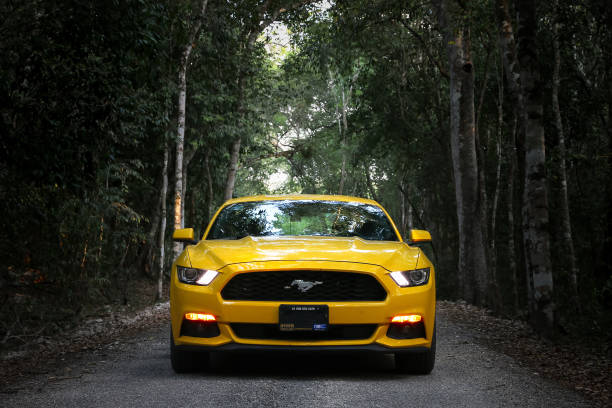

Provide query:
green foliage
left=0, top=0, right=174, bottom=342
left=0, top=0, right=610, bottom=346
left=254, top=0, right=610, bottom=333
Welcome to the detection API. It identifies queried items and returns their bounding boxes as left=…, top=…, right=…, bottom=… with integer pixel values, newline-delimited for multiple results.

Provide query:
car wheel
left=395, top=323, right=436, bottom=375
left=170, top=330, right=210, bottom=373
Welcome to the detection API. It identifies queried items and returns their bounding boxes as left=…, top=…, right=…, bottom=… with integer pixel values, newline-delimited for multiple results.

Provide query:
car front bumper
left=170, top=260, right=436, bottom=351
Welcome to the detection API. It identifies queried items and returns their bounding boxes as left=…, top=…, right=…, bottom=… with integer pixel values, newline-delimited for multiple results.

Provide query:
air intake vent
left=231, top=323, right=377, bottom=341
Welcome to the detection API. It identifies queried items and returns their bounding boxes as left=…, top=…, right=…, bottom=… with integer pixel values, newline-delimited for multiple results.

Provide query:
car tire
left=395, top=323, right=436, bottom=375
left=170, top=330, right=210, bottom=373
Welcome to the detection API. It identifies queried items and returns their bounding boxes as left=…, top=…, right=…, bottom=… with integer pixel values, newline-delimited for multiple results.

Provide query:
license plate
left=279, top=304, right=329, bottom=332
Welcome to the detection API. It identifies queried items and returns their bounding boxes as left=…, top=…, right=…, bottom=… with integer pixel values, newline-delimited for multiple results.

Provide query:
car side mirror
left=408, top=229, right=432, bottom=243
left=172, top=228, right=198, bottom=244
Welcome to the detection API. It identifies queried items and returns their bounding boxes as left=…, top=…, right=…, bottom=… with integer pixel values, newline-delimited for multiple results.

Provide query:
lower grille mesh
left=220, top=270, right=387, bottom=301
left=230, top=323, right=377, bottom=341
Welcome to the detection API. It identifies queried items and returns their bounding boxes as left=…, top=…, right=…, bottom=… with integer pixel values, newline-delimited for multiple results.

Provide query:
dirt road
left=1, top=308, right=591, bottom=407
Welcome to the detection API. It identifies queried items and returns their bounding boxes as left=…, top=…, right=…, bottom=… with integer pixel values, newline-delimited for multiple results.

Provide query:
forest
left=1, top=0, right=610, bottom=348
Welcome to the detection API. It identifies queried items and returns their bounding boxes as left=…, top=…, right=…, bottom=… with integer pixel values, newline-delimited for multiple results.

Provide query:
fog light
left=388, top=315, right=425, bottom=339
left=391, top=314, right=422, bottom=324
left=185, top=313, right=216, bottom=322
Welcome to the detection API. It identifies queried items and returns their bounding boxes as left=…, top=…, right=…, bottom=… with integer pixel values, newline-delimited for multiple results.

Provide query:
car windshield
left=207, top=200, right=398, bottom=241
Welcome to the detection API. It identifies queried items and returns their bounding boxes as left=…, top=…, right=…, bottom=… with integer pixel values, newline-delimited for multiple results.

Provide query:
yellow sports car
left=170, top=194, right=436, bottom=374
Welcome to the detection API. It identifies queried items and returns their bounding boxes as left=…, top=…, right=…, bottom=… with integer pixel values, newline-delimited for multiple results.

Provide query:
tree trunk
left=143, top=189, right=161, bottom=277
left=173, top=0, right=208, bottom=260
left=224, top=66, right=246, bottom=202
left=224, top=137, right=241, bottom=201
left=474, top=48, right=494, bottom=307
left=552, top=7, right=579, bottom=308
left=489, top=126, right=502, bottom=311
left=407, top=202, right=413, bottom=232
left=136, top=173, right=162, bottom=278
left=606, top=52, right=612, bottom=301
left=496, top=0, right=523, bottom=115
left=204, top=150, right=214, bottom=222
left=517, top=0, right=555, bottom=333
left=181, top=149, right=197, bottom=228
left=400, top=184, right=406, bottom=238
left=338, top=85, right=348, bottom=195
left=398, top=179, right=415, bottom=239
left=435, top=0, right=489, bottom=306
left=491, top=68, right=503, bottom=266
left=173, top=56, right=187, bottom=259
left=496, top=0, right=522, bottom=315
left=365, top=162, right=378, bottom=202
left=507, top=115, right=520, bottom=313
left=488, top=58, right=506, bottom=313
left=181, top=162, right=187, bottom=229
left=157, top=144, right=169, bottom=301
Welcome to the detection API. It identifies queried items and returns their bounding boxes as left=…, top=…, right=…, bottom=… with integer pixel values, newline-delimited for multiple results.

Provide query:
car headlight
left=389, top=268, right=430, bottom=287
left=176, top=266, right=219, bottom=286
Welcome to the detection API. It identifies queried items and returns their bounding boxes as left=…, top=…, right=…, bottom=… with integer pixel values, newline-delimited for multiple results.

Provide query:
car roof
left=222, top=194, right=381, bottom=207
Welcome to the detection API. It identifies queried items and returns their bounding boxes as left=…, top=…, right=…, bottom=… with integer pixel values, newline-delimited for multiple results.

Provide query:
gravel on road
left=0, top=306, right=592, bottom=408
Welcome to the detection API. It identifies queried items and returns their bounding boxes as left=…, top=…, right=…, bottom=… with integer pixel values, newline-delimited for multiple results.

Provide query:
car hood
left=186, top=236, right=420, bottom=272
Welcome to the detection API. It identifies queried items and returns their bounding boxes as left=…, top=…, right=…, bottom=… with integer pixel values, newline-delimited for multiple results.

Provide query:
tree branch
left=181, top=0, right=209, bottom=65
left=475, top=34, right=493, bottom=135
left=396, top=18, right=450, bottom=79
left=240, top=149, right=296, bottom=170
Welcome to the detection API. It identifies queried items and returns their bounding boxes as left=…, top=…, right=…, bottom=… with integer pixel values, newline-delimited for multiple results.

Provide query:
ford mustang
left=170, top=194, right=436, bottom=374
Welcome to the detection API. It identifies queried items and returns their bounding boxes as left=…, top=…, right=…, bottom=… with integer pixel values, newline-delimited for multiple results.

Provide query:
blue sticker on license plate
left=313, top=323, right=328, bottom=331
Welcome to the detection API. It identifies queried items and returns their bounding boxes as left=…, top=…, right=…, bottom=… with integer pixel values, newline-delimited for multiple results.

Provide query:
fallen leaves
left=0, top=301, right=169, bottom=391
left=438, top=300, right=611, bottom=408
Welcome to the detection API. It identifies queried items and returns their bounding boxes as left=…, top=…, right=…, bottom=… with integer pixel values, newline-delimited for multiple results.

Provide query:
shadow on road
left=159, top=351, right=411, bottom=380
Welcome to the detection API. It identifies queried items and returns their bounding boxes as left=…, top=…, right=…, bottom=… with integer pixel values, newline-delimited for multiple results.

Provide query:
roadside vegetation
left=1, top=0, right=610, bottom=363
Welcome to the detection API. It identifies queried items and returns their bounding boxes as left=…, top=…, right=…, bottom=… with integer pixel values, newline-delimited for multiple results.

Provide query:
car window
left=207, top=200, right=398, bottom=241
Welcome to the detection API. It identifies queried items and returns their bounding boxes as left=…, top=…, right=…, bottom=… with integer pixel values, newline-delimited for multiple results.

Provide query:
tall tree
left=173, top=0, right=208, bottom=260
left=551, top=0, right=579, bottom=309
left=517, top=0, right=555, bottom=332
left=158, top=144, right=169, bottom=300
left=495, top=0, right=522, bottom=314
left=434, top=0, right=489, bottom=305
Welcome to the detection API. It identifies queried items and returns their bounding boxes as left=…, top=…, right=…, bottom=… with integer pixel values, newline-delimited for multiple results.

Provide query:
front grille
left=220, top=270, right=387, bottom=301
left=231, top=323, right=377, bottom=341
